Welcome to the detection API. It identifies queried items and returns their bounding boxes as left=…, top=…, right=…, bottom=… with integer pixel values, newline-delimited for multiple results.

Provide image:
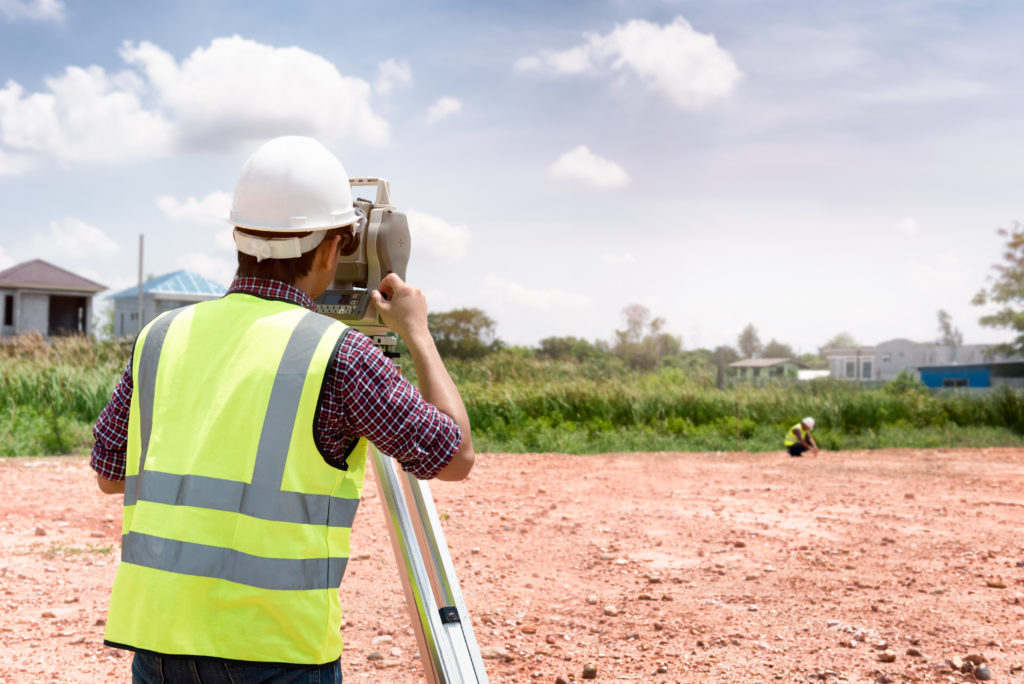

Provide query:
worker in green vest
left=90, top=136, right=475, bottom=682
left=784, top=417, right=819, bottom=457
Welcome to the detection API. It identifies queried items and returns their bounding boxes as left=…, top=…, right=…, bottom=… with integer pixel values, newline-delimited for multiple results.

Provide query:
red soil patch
left=2, top=449, right=1023, bottom=682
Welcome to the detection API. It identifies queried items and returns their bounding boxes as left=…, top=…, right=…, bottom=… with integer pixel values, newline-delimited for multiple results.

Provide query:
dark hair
left=235, top=225, right=359, bottom=284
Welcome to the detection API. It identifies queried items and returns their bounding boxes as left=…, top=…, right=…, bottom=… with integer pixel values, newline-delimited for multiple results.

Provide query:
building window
left=862, top=361, right=873, bottom=379
left=3, top=295, right=12, bottom=326
left=881, top=354, right=891, bottom=363
left=845, top=360, right=856, bottom=378
left=942, top=378, right=968, bottom=388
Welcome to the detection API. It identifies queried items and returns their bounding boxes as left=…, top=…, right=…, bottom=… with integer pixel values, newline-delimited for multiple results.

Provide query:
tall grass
left=1, top=336, right=1021, bottom=457
left=0, top=333, right=127, bottom=455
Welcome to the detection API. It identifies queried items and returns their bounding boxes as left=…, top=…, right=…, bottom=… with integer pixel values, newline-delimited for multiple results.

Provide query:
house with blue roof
left=111, top=270, right=227, bottom=337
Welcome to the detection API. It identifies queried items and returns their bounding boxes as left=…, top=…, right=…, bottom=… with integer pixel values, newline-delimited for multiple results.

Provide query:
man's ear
left=317, top=235, right=341, bottom=269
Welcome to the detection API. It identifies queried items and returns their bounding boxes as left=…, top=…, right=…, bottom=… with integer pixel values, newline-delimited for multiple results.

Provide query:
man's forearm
left=404, top=328, right=474, bottom=480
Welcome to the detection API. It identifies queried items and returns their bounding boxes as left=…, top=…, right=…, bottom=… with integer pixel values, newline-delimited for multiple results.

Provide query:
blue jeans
left=131, top=651, right=342, bottom=684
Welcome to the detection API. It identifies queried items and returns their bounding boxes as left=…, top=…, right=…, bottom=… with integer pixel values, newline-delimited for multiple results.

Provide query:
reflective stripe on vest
left=106, top=295, right=368, bottom=663
left=784, top=423, right=806, bottom=447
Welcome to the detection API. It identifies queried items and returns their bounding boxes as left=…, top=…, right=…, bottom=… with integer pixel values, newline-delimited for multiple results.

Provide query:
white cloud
left=0, top=36, right=390, bottom=174
left=0, top=146, right=36, bottom=176
left=375, top=59, right=412, bottom=96
left=25, top=217, right=121, bottom=262
left=121, top=36, right=389, bottom=149
left=406, top=210, right=470, bottom=261
left=516, top=16, right=741, bottom=109
left=0, top=66, right=175, bottom=165
left=600, top=253, right=636, bottom=265
left=425, top=96, right=462, bottom=124
left=897, top=217, right=919, bottom=235
left=548, top=145, right=629, bottom=189
left=481, top=274, right=594, bottom=313
left=156, top=191, right=232, bottom=229
left=0, top=0, right=64, bottom=21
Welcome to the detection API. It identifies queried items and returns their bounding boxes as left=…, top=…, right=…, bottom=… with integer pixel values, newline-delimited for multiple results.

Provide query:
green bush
left=2, top=334, right=1023, bottom=457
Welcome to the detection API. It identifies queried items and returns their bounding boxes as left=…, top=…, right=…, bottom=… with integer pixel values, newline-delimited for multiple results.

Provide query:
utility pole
left=137, top=234, right=144, bottom=333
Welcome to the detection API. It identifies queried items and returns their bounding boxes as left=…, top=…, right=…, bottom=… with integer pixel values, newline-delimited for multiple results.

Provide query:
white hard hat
left=803, top=417, right=815, bottom=430
left=228, top=136, right=360, bottom=260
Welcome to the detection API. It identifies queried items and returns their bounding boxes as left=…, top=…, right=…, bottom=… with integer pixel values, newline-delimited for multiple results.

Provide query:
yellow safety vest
left=784, top=422, right=807, bottom=447
left=105, top=293, right=367, bottom=664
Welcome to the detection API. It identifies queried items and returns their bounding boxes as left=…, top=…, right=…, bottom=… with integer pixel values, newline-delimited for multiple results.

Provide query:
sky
left=0, top=0, right=1020, bottom=354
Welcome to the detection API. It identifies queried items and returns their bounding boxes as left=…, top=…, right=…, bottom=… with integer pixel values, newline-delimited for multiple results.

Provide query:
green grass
left=1, top=336, right=1021, bottom=457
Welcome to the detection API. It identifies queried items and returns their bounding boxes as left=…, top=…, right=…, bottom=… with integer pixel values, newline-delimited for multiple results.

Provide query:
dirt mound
left=2, top=449, right=1023, bottom=682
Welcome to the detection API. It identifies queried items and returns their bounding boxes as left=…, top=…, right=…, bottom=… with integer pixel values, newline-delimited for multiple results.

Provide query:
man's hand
left=371, top=273, right=429, bottom=342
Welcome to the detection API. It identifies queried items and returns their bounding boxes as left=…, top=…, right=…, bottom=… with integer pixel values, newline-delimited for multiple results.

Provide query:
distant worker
left=90, top=136, right=475, bottom=682
left=785, top=417, right=819, bottom=457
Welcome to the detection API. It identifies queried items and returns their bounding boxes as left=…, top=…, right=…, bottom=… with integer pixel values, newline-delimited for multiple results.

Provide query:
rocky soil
left=1, top=448, right=1023, bottom=683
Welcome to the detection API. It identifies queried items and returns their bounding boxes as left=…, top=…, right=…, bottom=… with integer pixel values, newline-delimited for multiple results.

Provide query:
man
left=784, top=417, right=818, bottom=457
left=91, top=136, right=474, bottom=682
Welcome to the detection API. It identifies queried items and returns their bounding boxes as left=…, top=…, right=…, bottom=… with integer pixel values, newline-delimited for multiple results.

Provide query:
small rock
left=951, top=656, right=964, bottom=670
left=872, top=640, right=888, bottom=650
left=733, top=540, right=746, bottom=548
left=371, top=634, right=393, bottom=646
left=480, top=645, right=508, bottom=660
left=41, top=611, right=56, bottom=618
left=965, top=654, right=989, bottom=665
left=987, top=579, right=1007, bottom=589
left=390, top=647, right=402, bottom=657
left=366, top=651, right=384, bottom=661
left=879, top=650, right=896, bottom=663
left=521, top=625, right=537, bottom=634
left=906, top=647, right=922, bottom=657
left=69, top=636, right=85, bottom=645
left=599, top=553, right=615, bottom=561
left=94, top=618, right=106, bottom=626
left=546, top=635, right=557, bottom=645
left=34, top=527, right=46, bottom=536
left=581, top=662, right=598, bottom=679
left=90, top=531, right=105, bottom=538
left=637, top=593, right=655, bottom=601
left=586, top=595, right=598, bottom=605
left=656, top=665, right=668, bottom=674
left=555, top=676, right=570, bottom=684
left=603, top=605, right=619, bottom=617
left=975, top=664, right=992, bottom=680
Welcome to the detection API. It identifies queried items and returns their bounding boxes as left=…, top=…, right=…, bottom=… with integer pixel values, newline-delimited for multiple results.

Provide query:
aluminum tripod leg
left=371, top=446, right=489, bottom=683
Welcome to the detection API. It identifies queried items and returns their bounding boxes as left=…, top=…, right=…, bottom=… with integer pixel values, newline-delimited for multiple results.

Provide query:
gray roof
left=729, top=357, right=806, bottom=369
left=0, top=259, right=105, bottom=292
left=111, top=270, right=227, bottom=300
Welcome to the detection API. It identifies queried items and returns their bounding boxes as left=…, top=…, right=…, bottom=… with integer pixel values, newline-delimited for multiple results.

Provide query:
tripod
left=369, top=335, right=489, bottom=683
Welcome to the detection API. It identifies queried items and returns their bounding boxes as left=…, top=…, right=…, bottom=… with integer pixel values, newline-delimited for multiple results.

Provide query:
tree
left=762, top=338, right=796, bottom=359
left=736, top=323, right=762, bottom=359
left=612, top=304, right=682, bottom=369
left=819, top=331, right=858, bottom=354
left=973, top=223, right=1024, bottom=356
left=427, top=308, right=501, bottom=359
left=536, top=335, right=604, bottom=362
left=936, top=309, right=963, bottom=348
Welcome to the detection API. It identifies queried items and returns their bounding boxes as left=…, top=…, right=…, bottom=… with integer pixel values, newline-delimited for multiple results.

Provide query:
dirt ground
left=1, top=448, right=1023, bottom=683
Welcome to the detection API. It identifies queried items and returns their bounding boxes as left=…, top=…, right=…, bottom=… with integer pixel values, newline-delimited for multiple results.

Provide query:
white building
left=0, top=259, right=105, bottom=337
left=111, top=270, right=227, bottom=337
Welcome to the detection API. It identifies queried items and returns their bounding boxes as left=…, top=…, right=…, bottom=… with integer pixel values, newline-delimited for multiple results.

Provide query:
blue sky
left=0, top=0, right=1020, bottom=353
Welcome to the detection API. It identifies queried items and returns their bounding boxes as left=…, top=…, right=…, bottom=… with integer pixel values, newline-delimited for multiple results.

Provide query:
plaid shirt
left=90, top=277, right=460, bottom=481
